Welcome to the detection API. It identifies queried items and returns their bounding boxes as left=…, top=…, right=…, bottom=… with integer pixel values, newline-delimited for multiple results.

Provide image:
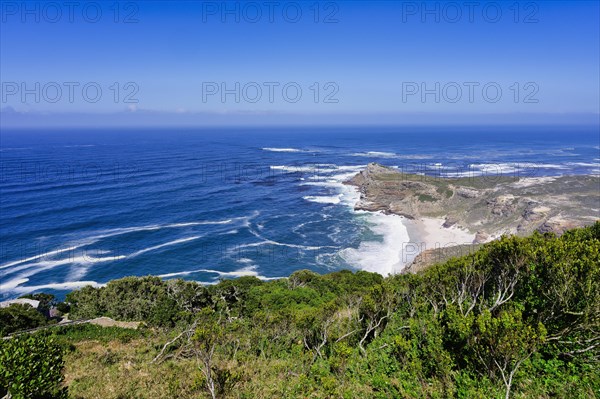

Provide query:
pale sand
left=400, top=217, right=476, bottom=271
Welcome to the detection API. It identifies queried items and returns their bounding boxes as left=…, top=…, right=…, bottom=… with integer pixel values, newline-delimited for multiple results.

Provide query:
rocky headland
left=345, top=163, right=600, bottom=271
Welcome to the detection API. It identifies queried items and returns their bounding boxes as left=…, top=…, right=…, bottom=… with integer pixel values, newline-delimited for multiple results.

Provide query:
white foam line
left=89, top=218, right=233, bottom=238
left=1, top=255, right=126, bottom=291
left=11, top=281, right=104, bottom=294
left=1, top=217, right=236, bottom=270
left=303, top=195, right=342, bottom=204
left=351, top=151, right=397, bottom=158
left=2, top=254, right=127, bottom=277
left=270, top=165, right=322, bottom=173
left=245, top=228, right=337, bottom=251
left=0, top=245, right=86, bottom=270
left=567, top=162, right=600, bottom=167
left=128, top=236, right=202, bottom=258
left=0, top=278, right=30, bottom=291
left=338, top=212, right=412, bottom=276
left=158, top=266, right=283, bottom=281
left=262, top=147, right=311, bottom=153
left=237, top=240, right=334, bottom=251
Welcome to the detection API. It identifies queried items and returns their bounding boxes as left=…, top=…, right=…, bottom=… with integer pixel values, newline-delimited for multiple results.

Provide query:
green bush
left=50, top=222, right=600, bottom=398
left=0, top=334, right=68, bottom=399
left=0, top=304, right=48, bottom=336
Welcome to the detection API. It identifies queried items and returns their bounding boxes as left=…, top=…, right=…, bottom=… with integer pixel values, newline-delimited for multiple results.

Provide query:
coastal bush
left=36, top=222, right=600, bottom=398
left=66, top=276, right=209, bottom=327
left=0, top=303, right=49, bottom=336
left=0, top=334, right=68, bottom=399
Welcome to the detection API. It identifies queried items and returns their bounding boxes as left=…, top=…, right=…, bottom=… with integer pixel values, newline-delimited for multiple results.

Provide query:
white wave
left=11, top=281, right=103, bottom=294
left=351, top=151, right=397, bottom=158
left=1, top=217, right=235, bottom=272
left=1, top=251, right=125, bottom=276
left=270, top=165, right=323, bottom=173
left=440, top=162, right=569, bottom=178
left=166, top=220, right=232, bottom=228
left=325, top=164, right=367, bottom=172
left=262, top=147, right=311, bottom=153
left=89, top=219, right=233, bottom=238
left=158, top=265, right=282, bottom=281
left=237, top=240, right=333, bottom=251
left=339, top=213, right=411, bottom=276
left=239, top=228, right=338, bottom=252
left=470, top=162, right=567, bottom=171
left=300, top=181, right=340, bottom=188
left=313, top=163, right=338, bottom=168
left=0, top=245, right=87, bottom=270
left=0, top=278, right=30, bottom=291
left=1, top=254, right=126, bottom=293
left=157, top=269, right=199, bottom=278
left=566, top=162, right=600, bottom=167
left=303, top=195, right=342, bottom=204
left=128, top=236, right=201, bottom=258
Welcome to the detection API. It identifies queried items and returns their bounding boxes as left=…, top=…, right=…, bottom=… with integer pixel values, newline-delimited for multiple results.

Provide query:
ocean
left=1, top=126, right=599, bottom=300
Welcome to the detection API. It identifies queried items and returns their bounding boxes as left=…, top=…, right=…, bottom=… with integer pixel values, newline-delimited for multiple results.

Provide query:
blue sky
left=1, top=0, right=599, bottom=126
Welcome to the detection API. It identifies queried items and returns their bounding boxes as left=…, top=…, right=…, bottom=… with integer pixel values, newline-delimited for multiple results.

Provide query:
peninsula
left=345, top=163, right=600, bottom=270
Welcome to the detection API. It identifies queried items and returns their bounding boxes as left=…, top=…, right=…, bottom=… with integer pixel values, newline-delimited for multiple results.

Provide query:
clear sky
left=1, top=0, right=599, bottom=126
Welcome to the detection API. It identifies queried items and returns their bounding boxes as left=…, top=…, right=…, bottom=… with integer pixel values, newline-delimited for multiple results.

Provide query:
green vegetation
left=0, top=303, right=50, bottom=336
left=0, top=334, right=68, bottom=399
left=417, top=193, right=438, bottom=202
left=1, top=222, right=598, bottom=398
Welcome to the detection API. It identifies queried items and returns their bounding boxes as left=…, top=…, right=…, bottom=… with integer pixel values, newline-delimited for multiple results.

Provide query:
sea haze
left=1, top=126, right=599, bottom=299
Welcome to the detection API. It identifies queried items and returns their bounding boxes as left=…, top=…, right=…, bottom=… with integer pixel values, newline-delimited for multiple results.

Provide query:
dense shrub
left=46, top=222, right=600, bottom=397
left=0, top=304, right=49, bottom=336
left=0, top=334, right=68, bottom=399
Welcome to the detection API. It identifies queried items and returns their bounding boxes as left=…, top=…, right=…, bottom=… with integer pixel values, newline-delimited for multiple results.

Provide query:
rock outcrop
left=345, top=163, right=599, bottom=241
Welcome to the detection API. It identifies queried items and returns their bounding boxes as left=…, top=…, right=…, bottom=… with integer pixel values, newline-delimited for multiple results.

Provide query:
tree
left=19, top=293, right=56, bottom=314
left=0, top=304, right=48, bottom=336
left=471, top=308, right=546, bottom=399
left=357, top=283, right=397, bottom=355
left=192, top=308, right=240, bottom=399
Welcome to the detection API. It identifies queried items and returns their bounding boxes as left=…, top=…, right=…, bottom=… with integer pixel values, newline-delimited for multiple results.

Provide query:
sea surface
left=1, top=126, right=599, bottom=300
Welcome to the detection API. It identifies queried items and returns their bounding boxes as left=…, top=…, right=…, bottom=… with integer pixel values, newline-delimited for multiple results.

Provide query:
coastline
left=338, top=164, right=478, bottom=275
left=405, top=217, right=475, bottom=253
left=337, top=167, right=476, bottom=275
left=342, top=163, right=600, bottom=274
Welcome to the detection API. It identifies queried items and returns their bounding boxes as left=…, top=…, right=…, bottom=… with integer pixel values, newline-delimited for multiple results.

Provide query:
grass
left=51, top=323, right=147, bottom=345
left=417, top=194, right=438, bottom=202
left=64, top=336, right=201, bottom=399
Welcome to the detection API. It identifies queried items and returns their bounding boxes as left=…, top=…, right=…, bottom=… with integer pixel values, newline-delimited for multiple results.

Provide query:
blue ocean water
left=1, top=126, right=599, bottom=300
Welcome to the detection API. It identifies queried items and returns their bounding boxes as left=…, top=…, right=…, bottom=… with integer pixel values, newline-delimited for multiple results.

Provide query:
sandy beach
left=399, top=217, right=476, bottom=272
